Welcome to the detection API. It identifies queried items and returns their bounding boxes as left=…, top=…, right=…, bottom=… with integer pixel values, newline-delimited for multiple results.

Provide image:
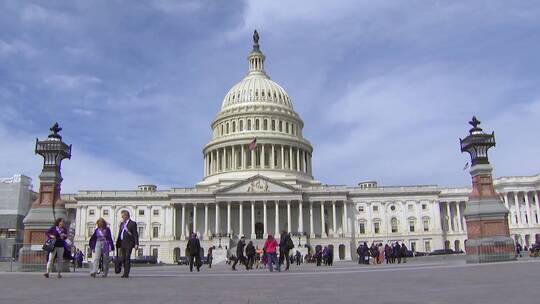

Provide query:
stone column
left=332, top=201, right=337, bottom=237
left=204, top=154, right=207, bottom=176
left=146, top=206, right=152, bottom=238
left=193, top=204, right=197, bottom=235
left=204, top=203, right=209, bottom=239
left=215, top=202, right=220, bottom=235
left=446, top=202, right=453, bottom=232
left=172, top=206, right=177, bottom=239
left=309, top=201, right=315, bottom=238
left=251, top=146, right=255, bottom=168
left=514, top=192, right=521, bottom=227
left=524, top=192, right=532, bottom=227
left=456, top=202, right=463, bottom=232
left=262, top=144, right=266, bottom=168
left=275, top=201, right=280, bottom=234
left=239, top=202, right=244, bottom=236
left=271, top=145, right=275, bottom=169
left=343, top=201, right=348, bottom=236
left=535, top=192, right=540, bottom=225
left=502, top=193, right=511, bottom=225
left=296, top=148, right=300, bottom=171
left=433, top=201, right=442, bottom=232
left=321, top=202, right=327, bottom=238
left=281, top=145, right=285, bottom=170
left=232, top=145, right=236, bottom=169
left=74, top=207, right=81, bottom=237
left=287, top=200, right=291, bottom=233
left=251, top=201, right=256, bottom=239
left=263, top=201, right=268, bottom=237
left=289, top=147, right=293, bottom=170
left=216, top=149, right=220, bottom=172
left=298, top=200, right=304, bottom=234
left=181, top=204, right=186, bottom=240
left=227, top=202, right=231, bottom=236
left=241, top=145, right=245, bottom=170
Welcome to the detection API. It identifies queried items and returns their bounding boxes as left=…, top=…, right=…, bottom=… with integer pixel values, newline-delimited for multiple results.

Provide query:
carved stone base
left=465, top=235, right=516, bottom=263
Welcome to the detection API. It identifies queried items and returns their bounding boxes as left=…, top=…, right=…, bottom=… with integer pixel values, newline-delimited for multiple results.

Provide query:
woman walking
left=44, top=218, right=68, bottom=278
left=263, top=234, right=279, bottom=272
left=89, top=218, right=115, bottom=277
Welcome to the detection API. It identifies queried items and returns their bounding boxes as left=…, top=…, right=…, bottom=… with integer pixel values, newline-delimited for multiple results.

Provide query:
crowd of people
left=356, top=242, right=408, bottom=265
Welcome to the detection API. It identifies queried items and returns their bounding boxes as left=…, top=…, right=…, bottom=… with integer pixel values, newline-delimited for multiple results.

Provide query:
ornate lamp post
left=22, top=123, right=72, bottom=245
left=460, top=117, right=515, bottom=263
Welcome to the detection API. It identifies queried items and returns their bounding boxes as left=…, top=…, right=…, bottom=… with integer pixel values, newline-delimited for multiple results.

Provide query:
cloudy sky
left=1, top=1, right=539, bottom=192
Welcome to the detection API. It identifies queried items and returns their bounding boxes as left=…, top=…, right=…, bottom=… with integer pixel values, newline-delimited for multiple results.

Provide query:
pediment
left=215, top=175, right=298, bottom=194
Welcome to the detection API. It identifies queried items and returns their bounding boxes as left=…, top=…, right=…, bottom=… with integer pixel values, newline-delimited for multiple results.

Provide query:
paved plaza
left=1, top=257, right=539, bottom=304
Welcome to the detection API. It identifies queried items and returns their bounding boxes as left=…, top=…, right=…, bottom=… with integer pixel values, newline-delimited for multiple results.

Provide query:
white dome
left=221, top=74, right=293, bottom=110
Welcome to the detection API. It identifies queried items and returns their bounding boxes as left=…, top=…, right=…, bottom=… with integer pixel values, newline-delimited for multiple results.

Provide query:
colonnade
left=204, top=143, right=312, bottom=176
left=439, top=201, right=466, bottom=234
left=177, top=200, right=349, bottom=240
left=500, top=191, right=540, bottom=227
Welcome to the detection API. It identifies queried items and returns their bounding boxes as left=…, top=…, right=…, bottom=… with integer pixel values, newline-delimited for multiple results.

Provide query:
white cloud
left=0, top=123, right=152, bottom=193
left=44, top=74, right=102, bottom=90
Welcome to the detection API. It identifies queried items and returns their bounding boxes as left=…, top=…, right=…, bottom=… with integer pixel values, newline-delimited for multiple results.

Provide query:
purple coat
left=45, top=226, right=67, bottom=247
left=89, top=227, right=115, bottom=252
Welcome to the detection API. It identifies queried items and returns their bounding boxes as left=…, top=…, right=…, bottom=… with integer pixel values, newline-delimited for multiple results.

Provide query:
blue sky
left=1, top=1, right=539, bottom=192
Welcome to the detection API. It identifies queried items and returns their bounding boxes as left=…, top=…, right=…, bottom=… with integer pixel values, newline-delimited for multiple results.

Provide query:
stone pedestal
left=463, top=164, right=516, bottom=263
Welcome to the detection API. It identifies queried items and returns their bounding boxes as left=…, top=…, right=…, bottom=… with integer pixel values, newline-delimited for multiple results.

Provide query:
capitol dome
left=199, top=30, right=316, bottom=187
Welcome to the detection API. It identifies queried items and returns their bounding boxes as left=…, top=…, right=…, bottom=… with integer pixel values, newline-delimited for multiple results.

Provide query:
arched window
left=232, top=121, right=236, bottom=132
left=226, top=123, right=229, bottom=134
left=391, top=218, right=399, bottom=233
left=220, top=125, right=223, bottom=136
left=247, top=120, right=251, bottom=130
left=263, top=119, right=268, bottom=130
left=239, top=120, right=243, bottom=131
left=255, top=119, right=260, bottom=130
left=271, top=120, right=276, bottom=131
left=285, top=122, right=289, bottom=134
left=279, top=121, right=283, bottom=132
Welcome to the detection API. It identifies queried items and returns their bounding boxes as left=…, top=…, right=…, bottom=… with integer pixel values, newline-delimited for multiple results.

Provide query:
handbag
left=42, top=238, right=55, bottom=252
left=114, top=249, right=122, bottom=274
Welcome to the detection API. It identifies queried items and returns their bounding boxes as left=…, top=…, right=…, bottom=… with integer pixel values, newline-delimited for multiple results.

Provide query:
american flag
left=248, top=138, right=257, bottom=151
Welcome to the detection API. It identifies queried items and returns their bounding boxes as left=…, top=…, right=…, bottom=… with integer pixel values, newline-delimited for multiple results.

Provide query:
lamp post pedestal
left=460, top=117, right=515, bottom=263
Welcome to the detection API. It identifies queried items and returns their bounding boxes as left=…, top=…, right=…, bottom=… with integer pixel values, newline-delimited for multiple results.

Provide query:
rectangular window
left=374, top=222, right=380, bottom=234
left=408, top=204, right=414, bottom=212
left=153, top=226, right=159, bottom=238
left=423, top=220, right=429, bottom=232
left=138, top=226, right=145, bottom=237
left=373, top=205, right=378, bottom=212
left=409, top=220, right=415, bottom=232
left=87, top=225, right=95, bottom=237
left=89, top=209, right=95, bottom=215
left=103, top=209, right=109, bottom=216
left=359, top=223, right=365, bottom=234
left=7, top=229, right=16, bottom=239
left=137, top=248, right=144, bottom=257
left=358, top=206, right=364, bottom=212
left=422, top=204, right=427, bottom=210
left=424, top=241, right=431, bottom=252
left=410, top=241, right=416, bottom=252
left=0, top=229, right=7, bottom=238
left=139, top=209, right=145, bottom=216
left=152, top=247, right=159, bottom=258
left=153, top=209, right=159, bottom=216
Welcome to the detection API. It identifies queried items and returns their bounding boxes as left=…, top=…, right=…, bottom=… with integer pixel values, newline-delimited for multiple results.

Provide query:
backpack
left=286, top=236, right=294, bottom=250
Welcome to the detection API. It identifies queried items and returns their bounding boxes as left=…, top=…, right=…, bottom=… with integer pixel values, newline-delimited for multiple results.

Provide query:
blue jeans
left=267, top=253, right=279, bottom=272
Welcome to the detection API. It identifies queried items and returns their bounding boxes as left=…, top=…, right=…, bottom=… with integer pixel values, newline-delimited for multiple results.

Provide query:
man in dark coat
left=186, top=233, right=201, bottom=272
left=245, top=241, right=256, bottom=270
left=232, top=235, right=247, bottom=271
left=400, top=242, right=408, bottom=263
left=116, top=210, right=139, bottom=278
left=394, top=242, right=402, bottom=264
left=279, top=231, right=293, bottom=271
left=207, top=246, right=214, bottom=268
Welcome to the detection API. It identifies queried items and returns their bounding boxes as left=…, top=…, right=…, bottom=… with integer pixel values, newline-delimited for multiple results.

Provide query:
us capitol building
left=63, top=32, right=540, bottom=264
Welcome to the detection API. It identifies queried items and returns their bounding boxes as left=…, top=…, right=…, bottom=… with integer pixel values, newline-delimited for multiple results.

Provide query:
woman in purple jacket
left=44, top=218, right=68, bottom=278
left=89, top=218, right=115, bottom=277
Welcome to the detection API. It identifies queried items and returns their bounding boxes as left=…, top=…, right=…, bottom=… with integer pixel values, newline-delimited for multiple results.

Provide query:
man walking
left=116, top=210, right=139, bottom=278
left=279, top=230, right=293, bottom=271
left=207, top=245, right=214, bottom=269
left=232, top=235, right=247, bottom=271
left=400, top=242, right=408, bottom=263
left=245, top=241, right=256, bottom=270
left=186, top=233, right=201, bottom=272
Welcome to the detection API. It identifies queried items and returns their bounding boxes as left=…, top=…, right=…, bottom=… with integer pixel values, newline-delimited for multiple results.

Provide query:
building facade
left=65, top=33, right=540, bottom=264
left=0, top=174, right=35, bottom=257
